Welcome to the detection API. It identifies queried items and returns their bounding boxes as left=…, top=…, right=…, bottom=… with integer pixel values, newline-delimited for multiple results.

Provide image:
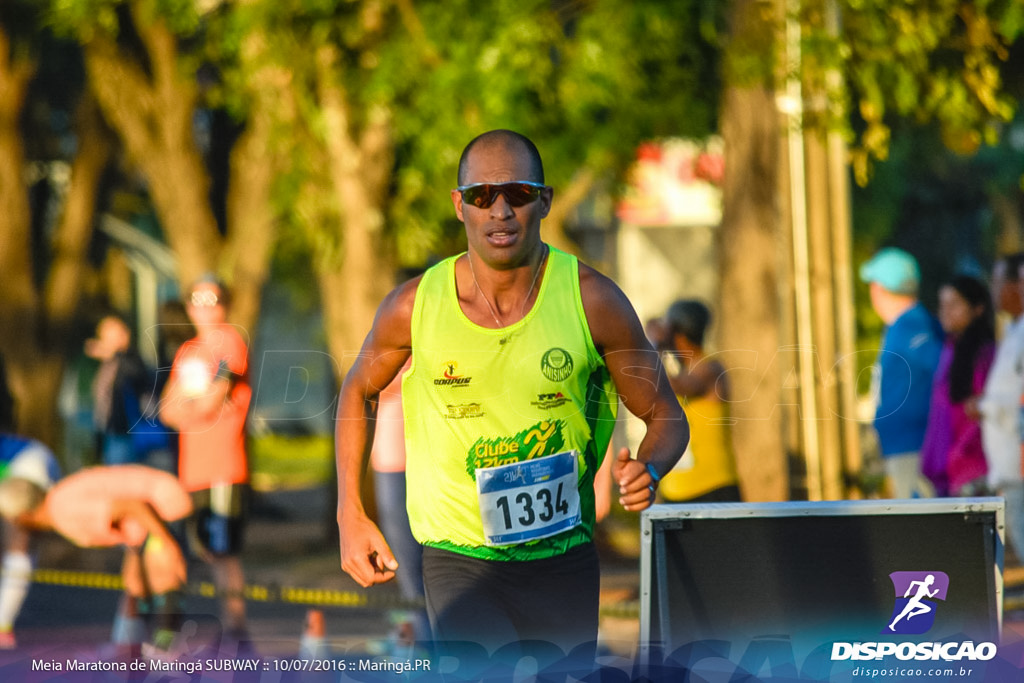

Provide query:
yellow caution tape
left=10, top=566, right=641, bottom=617
left=18, top=567, right=408, bottom=610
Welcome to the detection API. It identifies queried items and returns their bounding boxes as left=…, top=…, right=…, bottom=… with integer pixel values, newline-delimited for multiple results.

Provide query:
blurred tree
left=716, top=0, right=1022, bottom=500
left=4, top=0, right=720, bottom=443
left=219, top=0, right=720, bottom=375
left=0, top=4, right=113, bottom=448
left=47, top=0, right=277, bottom=331
left=716, top=0, right=788, bottom=501
left=832, top=0, right=1023, bottom=183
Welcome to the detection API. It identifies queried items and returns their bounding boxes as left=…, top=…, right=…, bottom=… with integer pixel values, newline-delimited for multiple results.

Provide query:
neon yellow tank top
left=659, top=393, right=738, bottom=501
left=403, top=247, right=617, bottom=561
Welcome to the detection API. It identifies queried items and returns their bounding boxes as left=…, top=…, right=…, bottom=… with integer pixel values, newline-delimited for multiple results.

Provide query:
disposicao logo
left=884, top=571, right=949, bottom=635
left=831, top=570, right=997, bottom=663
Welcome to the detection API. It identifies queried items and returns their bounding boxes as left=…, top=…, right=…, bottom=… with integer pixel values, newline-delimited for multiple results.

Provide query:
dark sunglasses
left=456, top=181, right=547, bottom=208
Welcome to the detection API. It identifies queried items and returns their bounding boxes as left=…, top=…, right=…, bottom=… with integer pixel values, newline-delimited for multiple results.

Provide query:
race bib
left=476, top=450, right=581, bottom=546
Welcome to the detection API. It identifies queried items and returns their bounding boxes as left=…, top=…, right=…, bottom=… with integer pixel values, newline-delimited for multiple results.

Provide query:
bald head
left=457, top=130, right=545, bottom=186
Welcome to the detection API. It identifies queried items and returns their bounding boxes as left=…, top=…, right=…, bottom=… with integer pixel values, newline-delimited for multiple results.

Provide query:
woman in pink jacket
left=921, top=275, right=996, bottom=496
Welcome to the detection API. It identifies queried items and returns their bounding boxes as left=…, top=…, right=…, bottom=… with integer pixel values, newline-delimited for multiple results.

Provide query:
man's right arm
left=334, top=278, right=418, bottom=587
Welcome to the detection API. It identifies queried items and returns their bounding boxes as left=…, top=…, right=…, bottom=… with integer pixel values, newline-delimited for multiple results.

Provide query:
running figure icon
left=888, top=574, right=939, bottom=631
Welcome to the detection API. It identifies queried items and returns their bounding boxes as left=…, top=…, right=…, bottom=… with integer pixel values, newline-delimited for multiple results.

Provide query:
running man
left=888, top=574, right=939, bottom=631
left=335, top=130, right=689, bottom=664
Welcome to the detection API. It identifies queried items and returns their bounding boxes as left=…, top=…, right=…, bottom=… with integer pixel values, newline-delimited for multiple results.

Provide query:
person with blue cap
left=860, top=247, right=943, bottom=498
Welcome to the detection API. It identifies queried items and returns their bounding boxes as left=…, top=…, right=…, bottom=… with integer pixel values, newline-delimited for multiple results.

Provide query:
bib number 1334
left=476, top=450, right=582, bottom=546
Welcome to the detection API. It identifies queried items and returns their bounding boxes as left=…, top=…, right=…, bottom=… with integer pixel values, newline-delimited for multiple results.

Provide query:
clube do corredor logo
left=831, top=571, right=997, bottom=663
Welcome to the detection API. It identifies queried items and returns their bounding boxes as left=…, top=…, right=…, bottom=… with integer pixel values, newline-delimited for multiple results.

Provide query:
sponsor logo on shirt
left=541, top=348, right=574, bottom=382
left=434, top=361, right=472, bottom=387
left=466, top=419, right=566, bottom=475
left=445, top=403, right=485, bottom=420
left=532, top=392, right=572, bottom=410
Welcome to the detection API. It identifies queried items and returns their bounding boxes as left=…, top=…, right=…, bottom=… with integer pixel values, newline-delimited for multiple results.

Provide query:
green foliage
left=45, top=0, right=201, bottom=40
left=385, top=0, right=722, bottom=266
left=46, top=0, right=120, bottom=39
left=27, top=0, right=724, bottom=275
left=209, top=0, right=721, bottom=270
left=812, top=0, right=1024, bottom=184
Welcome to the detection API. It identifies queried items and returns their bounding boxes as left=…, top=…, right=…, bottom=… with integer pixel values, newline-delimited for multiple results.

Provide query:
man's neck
left=880, top=297, right=916, bottom=326
left=464, top=244, right=549, bottom=326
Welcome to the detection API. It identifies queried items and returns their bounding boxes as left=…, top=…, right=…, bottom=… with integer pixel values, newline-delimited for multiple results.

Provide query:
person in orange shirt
left=159, top=276, right=251, bottom=640
left=0, top=464, right=192, bottom=652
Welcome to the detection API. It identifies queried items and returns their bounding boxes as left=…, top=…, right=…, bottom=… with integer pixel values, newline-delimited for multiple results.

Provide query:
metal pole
left=782, top=0, right=823, bottom=500
left=825, top=0, right=862, bottom=494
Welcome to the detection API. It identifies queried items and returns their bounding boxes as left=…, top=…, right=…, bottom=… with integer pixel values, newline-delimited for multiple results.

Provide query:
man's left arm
left=580, top=266, right=689, bottom=512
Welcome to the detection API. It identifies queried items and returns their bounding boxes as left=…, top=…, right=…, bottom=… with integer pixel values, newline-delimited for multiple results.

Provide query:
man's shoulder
left=576, top=259, right=625, bottom=300
left=384, top=272, right=427, bottom=314
left=890, top=304, right=941, bottom=342
left=574, top=258, right=646, bottom=353
left=370, top=272, right=427, bottom=345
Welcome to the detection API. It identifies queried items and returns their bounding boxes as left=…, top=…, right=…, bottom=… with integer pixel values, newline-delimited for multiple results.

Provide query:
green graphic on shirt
left=466, top=419, right=567, bottom=478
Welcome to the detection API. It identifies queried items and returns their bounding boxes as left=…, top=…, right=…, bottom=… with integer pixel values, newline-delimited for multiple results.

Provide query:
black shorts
left=188, top=484, right=249, bottom=557
left=421, top=542, right=599, bottom=667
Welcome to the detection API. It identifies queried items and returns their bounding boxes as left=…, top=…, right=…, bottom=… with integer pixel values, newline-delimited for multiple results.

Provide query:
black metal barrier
left=640, top=499, right=1005, bottom=679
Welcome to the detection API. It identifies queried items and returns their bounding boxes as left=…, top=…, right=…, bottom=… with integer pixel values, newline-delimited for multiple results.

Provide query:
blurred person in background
left=369, top=362, right=431, bottom=652
left=647, top=300, right=740, bottom=503
left=0, top=431, right=60, bottom=649
left=0, top=465, right=191, bottom=655
left=146, top=301, right=197, bottom=476
left=980, top=253, right=1024, bottom=559
left=860, top=247, right=943, bottom=498
left=159, top=276, right=251, bottom=641
left=85, top=313, right=156, bottom=466
left=921, top=276, right=996, bottom=497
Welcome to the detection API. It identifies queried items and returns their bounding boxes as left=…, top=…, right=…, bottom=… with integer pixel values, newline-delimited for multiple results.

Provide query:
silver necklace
left=468, top=245, right=548, bottom=330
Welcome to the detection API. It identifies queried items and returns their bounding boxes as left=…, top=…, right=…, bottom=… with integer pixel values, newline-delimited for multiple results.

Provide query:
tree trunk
left=80, top=4, right=273, bottom=331
left=221, top=116, right=277, bottom=333
left=716, top=0, right=788, bottom=501
left=83, top=36, right=221, bottom=290
left=0, top=28, right=45, bottom=439
left=221, top=33, right=285, bottom=334
left=0, top=26, right=38, bottom=354
left=44, top=95, right=113, bottom=338
left=544, top=169, right=597, bottom=257
left=0, top=36, right=111, bottom=449
left=316, top=47, right=396, bottom=380
left=990, top=190, right=1024, bottom=255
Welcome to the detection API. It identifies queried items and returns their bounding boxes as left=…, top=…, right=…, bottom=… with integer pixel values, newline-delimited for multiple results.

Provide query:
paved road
left=8, top=485, right=1024, bottom=682
left=0, top=484, right=644, bottom=678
